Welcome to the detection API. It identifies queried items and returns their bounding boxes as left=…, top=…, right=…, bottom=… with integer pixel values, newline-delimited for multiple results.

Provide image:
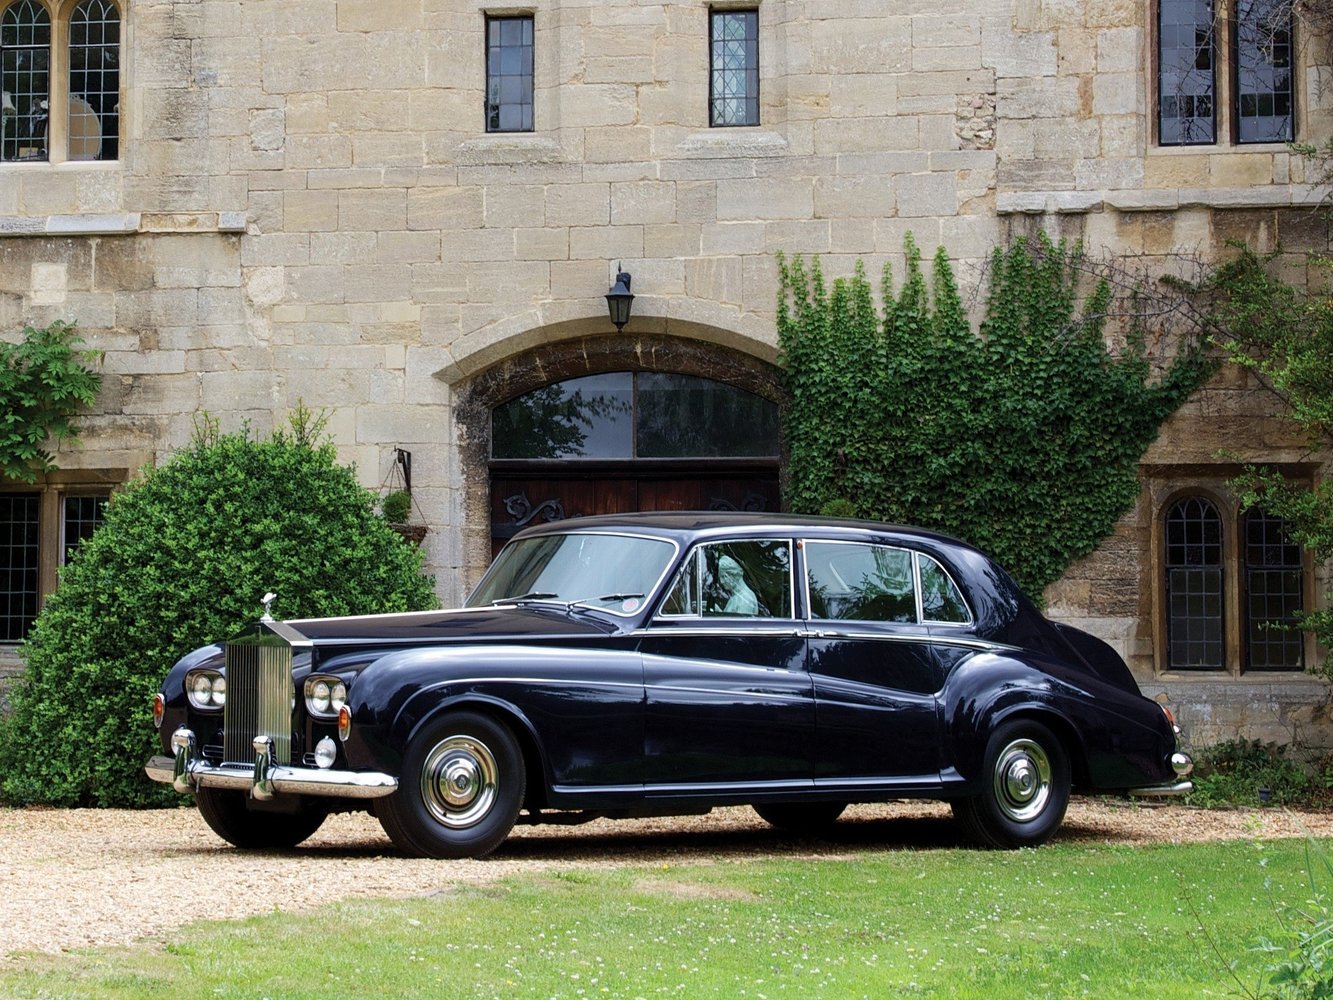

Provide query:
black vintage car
left=147, top=512, right=1192, bottom=858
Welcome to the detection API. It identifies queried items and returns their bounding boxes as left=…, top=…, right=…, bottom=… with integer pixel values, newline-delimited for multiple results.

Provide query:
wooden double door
left=489, top=465, right=781, bottom=556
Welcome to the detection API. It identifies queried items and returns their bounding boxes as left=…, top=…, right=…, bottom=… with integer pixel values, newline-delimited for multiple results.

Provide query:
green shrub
left=1186, top=739, right=1314, bottom=808
left=0, top=409, right=439, bottom=808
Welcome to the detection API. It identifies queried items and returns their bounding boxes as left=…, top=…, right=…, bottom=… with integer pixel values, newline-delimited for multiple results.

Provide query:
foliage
left=1203, top=245, right=1333, bottom=664
left=0, top=407, right=439, bottom=808
left=0, top=320, right=102, bottom=482
left=381, top=488, right=412, bottom=523
left=1250, top=841, right=1333, bottom=1000
left=1185, top=739, right=1316, bottom=808
left=777, top=234, right=1209, bottom=599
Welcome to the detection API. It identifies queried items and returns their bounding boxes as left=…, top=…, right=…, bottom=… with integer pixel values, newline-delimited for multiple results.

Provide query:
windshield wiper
left=568, top=593, right=645, bottom=611
left=489, top=591, right=559, bottom=606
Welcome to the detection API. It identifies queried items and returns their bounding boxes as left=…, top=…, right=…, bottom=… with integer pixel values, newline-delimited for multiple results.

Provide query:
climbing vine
left=777, top=234, right=1210, bottom=600
left=0, top=320, right=102, bottom=482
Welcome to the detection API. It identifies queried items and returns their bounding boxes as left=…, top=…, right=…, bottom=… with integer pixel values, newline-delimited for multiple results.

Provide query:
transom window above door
left=491, top=372, right=781, bottom=460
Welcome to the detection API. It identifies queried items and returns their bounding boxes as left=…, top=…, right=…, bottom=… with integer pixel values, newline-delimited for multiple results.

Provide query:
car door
left=804, top=539, right=953, bottom=789
left=639, top=538, right=815, bottom=795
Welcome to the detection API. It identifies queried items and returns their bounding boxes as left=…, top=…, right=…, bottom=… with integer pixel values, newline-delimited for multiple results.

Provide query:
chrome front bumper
left=145, top=727, right=397, bottom=801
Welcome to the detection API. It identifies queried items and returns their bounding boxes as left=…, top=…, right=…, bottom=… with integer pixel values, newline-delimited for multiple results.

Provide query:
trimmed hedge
left=0, top=411, right=439, bottom=807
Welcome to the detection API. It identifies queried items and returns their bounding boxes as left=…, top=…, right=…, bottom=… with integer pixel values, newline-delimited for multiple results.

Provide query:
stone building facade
left=1, top=0, right=1331, bottom=744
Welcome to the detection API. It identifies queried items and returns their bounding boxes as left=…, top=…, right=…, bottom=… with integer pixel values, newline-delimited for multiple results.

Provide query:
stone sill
left=1149, top=673, right=1330, bottom=686
left=0, top=211, right=247, bottom=237
left=998, top=185, right=1328, bottom=214
left=456, top=134, right=563, bottom=165
left=677, top=129, right=789, bottom=158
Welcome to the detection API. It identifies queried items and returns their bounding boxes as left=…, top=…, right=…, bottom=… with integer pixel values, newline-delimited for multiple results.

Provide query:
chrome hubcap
left=421, top=735, right=499, bottom=829
left=993, top=738, right=1052, bottom=823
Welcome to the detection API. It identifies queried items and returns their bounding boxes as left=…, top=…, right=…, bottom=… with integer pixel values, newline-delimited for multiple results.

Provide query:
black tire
left=953, top=719, right=1070, bottom=849
left=752, top=801, right=847, bottom=834
left=195, top=788, right=328, bottom=849
left=375, top=711, right=525, bottom=860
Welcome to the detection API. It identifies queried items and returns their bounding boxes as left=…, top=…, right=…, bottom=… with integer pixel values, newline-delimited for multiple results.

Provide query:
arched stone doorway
left=454, top=333, right=785, bottom=568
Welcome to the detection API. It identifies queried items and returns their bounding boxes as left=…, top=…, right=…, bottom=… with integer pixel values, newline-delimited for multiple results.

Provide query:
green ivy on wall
left=777, top=234, right=1210, bottom=600
left=0, top=320, right=102, bottom=483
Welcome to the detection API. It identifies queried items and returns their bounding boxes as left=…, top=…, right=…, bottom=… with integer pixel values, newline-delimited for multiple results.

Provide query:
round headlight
left=330, top=681, right=347, bottom=714
left=186, top=670, right=224, bottom=711
left=311, top=679, right=331, bottom=714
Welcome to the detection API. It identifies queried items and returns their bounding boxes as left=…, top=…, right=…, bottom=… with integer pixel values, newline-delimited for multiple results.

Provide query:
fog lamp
left=314, top=736, right=338, bottom=769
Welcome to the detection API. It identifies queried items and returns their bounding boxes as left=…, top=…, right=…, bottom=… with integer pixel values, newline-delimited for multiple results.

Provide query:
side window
left=1, top=0, right=50, bottom=161
left=660, top=540, right=791, bottom=619
left=918, top=553, right=969, bottom=624
left=805, top=541, right=917, bottom=623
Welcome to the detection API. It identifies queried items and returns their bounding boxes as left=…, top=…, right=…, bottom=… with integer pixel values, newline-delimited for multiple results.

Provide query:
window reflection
left=491, top=372, right=780, bottom=460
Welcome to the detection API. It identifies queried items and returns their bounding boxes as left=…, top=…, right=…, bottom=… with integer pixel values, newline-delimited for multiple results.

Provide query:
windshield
left=466, top=532, right=678, bottom=616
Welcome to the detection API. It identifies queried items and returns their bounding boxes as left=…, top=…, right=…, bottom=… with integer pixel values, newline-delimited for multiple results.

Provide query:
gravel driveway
left=3, top=799, right=1331, bottom=962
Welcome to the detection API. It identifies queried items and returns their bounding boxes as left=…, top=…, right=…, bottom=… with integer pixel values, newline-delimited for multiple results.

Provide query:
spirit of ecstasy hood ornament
left=259, top=592, right=277, bottom=622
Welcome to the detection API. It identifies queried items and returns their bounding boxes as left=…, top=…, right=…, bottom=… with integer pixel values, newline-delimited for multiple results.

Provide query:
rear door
left=803, top=539, right=955, bottom=788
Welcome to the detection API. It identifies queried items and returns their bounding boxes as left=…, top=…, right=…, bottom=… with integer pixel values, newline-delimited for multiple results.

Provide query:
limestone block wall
left=2, top=0, right=1331, bottom=740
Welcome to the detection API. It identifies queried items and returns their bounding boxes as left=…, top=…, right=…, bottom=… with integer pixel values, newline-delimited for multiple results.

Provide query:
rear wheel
left=376, top=711, right=525, bottom=859
left=752, top=801, right=847, bottom=834
left=953, top=719, right=1070, bottom=849
left=195, top=788, right=328, bottom=849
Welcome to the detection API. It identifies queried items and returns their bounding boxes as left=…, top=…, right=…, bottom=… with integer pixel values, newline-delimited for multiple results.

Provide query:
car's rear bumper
left=145, top=727, right=396, bottom=801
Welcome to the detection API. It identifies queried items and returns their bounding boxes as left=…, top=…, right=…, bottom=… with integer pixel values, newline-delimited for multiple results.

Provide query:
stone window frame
left=0, top=468, right=121, bottom=646
left=1153, top=0, right=1297, bottom=148
left=0, top=0, right=122, bottom=164
left=708, top=5, right=761, bottom=128
left=1151, top=475, right=1318, bottom=677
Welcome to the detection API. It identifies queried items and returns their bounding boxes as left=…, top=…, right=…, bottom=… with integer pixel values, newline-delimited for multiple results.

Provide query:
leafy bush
left=0, top=319, right=102, bottom=482
left=777, top=234, right=1208, bottom=600
left=0, top=409, right=438, bottom=808
left=1186, top=739, right=1314, bottom=808
left=381, top=488, right=412, bottom=523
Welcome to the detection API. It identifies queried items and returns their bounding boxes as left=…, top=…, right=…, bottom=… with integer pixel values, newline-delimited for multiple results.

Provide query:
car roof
left=513, top=510, right=973, bottom=553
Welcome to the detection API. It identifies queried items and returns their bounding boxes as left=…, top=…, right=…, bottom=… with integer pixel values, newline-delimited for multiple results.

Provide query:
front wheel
left=195, top=788, right=328, bottom=849
left=952, top=719, right=1070, bottom=849
left=376, top=711, right=525, bottom=859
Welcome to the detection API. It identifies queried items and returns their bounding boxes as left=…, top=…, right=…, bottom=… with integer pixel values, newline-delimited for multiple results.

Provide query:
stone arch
left=450, top=326, right=785, bottom=586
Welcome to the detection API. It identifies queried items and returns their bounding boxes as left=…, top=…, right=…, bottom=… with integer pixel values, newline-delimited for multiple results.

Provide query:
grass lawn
left=1, top=838, right=1317, bottom=999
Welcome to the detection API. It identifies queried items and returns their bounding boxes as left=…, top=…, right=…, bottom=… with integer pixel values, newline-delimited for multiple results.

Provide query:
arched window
left=0, top=0, right=49, bottom=161
left=1162, top=493, right=1306, bottom=672
left=1165, top=496, right=1225, bottom=669
left=68, top=0, right=118, bottom=160
left=0, top=0, right=119, bottom=163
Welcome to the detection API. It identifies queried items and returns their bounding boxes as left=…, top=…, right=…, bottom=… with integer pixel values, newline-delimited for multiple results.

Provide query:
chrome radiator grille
left=223, top=638, right=292, bottom=765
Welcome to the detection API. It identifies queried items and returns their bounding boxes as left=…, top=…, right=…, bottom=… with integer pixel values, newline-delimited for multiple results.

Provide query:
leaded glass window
left=68, top=0, right=119, bottom=160
left=1234, top=0, right=1293, bottom=143
left=1165, top=496, right=1224, bottom=669
left=1244, top=509, right=1303, bottom=670
left=1, top=0, right=50, bottom=162
left=0, top=493, right=39, bottom=642
left=491, top=372, right=780, bottom=461
left=486, top=15, right=533, bottom=133
left=709, top=9, right=759, bottom=128
left=1158, top=0, right=1217, bottom=145
left=62, top=493, right=106, bottom=562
